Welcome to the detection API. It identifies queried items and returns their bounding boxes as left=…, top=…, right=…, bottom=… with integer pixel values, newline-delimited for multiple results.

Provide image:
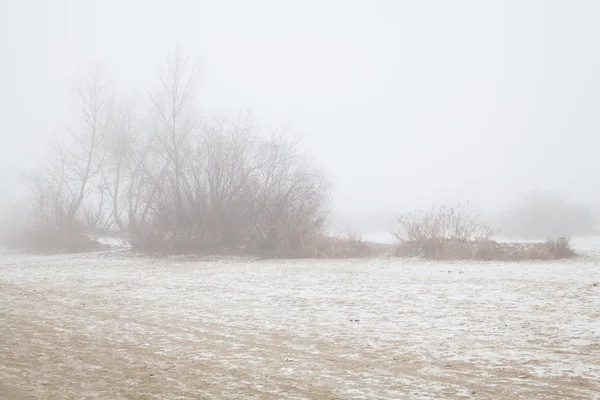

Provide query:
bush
left=286, top=235, right=375, bottom=259
left=391, top=205, right=497, bottom=259
left=393, top=237, right=576, bottom=261
left=392, top=204, right=496, bottom=243
left=131, top=225, right=381, bottom=259
left=544, top=236, right=576, bottom=259
left=391, top=205, right=576, bottom=261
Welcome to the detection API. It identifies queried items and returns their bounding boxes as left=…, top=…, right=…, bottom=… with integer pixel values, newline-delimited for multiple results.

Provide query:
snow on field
left=1, top=250, right=599, bottom=399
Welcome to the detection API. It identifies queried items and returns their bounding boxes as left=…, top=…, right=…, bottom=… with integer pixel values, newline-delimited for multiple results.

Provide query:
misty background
left=2, top=0, right=600, bottom=236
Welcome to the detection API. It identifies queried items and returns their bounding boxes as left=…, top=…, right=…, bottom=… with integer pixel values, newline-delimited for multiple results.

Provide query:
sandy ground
left=1, top=250, right=599, bottom=399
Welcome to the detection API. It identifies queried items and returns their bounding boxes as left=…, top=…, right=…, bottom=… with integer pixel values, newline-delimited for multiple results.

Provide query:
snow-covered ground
left=1, top=250, right=599, bottom=399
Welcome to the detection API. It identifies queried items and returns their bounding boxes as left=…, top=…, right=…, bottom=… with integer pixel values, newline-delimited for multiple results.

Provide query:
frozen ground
left=1, top=249, right=599, bottom=399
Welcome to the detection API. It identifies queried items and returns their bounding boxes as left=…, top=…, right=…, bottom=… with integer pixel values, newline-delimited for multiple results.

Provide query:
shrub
left=544, top=236, right=576, bottom=259
left=256, top=226, right=378, bottom=259
left=391, top=205, right=576, bottom=261
left=304, top=235, right=375, bottom=258
left=393, top=237, right=576, bottom=261
left=392, top=204, right=496, bottom=243
left=391, top=205, right=497, bottom=259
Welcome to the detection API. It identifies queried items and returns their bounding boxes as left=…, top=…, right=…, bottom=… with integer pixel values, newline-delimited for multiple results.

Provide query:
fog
left=2, top=5, right=600, bottom=396
left=2, top=0, right=600, bottom=228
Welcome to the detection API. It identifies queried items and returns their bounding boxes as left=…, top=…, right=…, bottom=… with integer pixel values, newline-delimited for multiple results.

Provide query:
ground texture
left=1, top=248, right=599, bottom=399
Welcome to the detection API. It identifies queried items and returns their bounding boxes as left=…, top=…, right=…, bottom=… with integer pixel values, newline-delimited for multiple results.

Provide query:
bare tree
left=27, top=63, right=112, bottom=243
left=150, top=49, right=201, bottom=232
left=63, top=64, right=112, bottom=232
left=102, top=98, right=138, bottom=231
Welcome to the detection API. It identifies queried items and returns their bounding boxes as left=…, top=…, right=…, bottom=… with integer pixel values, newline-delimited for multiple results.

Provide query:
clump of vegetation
left=11, top=51, right=331, bottom=257
left=283, top=236, right=374, bottom=259
left=544, top=236, right=576, bottom=259
left=391, top=205, right=576, bottom=261
left=253, top=225, right=380, bottom=259
left=391, top=205, right=496, bottom=260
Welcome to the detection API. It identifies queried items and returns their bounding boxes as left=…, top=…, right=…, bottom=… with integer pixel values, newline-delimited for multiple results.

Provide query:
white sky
left=1, top=0, right=600, bottom=215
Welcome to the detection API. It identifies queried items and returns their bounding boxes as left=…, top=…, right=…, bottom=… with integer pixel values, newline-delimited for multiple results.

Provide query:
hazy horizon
left=2, top=0, right=600, bottom=218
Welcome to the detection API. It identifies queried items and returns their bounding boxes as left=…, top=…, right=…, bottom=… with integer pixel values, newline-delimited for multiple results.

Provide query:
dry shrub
left=543, top=236, right=576, bottom=259
left=473, top=240, right=502, bottom=261
left=311, top=236, right=374, bottom=258
left=394, top=237, right=576, bottom=261
left=393, top=205, right=496, bottom=243
left=391, top=206, right=576, bottom=261
left=128, top=228, right=379, bottom=259
left=494, top=237, right=575, bottom=261
left=270, top=227, right=379, bottom=259
left=7, top=224, right=107, bottom=253
left=396, top=238, right=492, bottom=260
left=394, top=241, right=421, bottom=258
left=392, top=205, right=497, bottom=260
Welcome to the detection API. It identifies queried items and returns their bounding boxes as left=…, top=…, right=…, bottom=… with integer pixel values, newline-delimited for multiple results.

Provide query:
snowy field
left=1, top=248, right=599, bottom=399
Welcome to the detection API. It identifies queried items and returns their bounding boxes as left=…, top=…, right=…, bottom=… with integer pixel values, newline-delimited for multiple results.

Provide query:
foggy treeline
left=494, top=192, right=597, bottom=240
left=2, top=51, right=599, bottom=256
left=11, top=51, right=331, bottom=255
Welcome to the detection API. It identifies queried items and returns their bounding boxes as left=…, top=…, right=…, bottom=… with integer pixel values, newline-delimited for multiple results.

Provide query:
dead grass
left=391, top=205, right=576, bottom=261
left=128, top=229, right=385, bottom=259
left=394, top=236, right=576, bottom=261
left=544, top=236, right=576, bottom=259
left=273, top=234, right=387, bottom=259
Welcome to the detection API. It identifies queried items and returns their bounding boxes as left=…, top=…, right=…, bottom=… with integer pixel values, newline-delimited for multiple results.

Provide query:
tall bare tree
left=150, top=49, right=201, bottom=231
left=28, top=63, right=112, bottom=241
left=64, top=64, right=112, bottom=231
left=102, top=98, right=138, bottom=231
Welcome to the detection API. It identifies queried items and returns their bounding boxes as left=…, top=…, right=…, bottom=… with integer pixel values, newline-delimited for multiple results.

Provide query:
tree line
left=4, top=51, right=597, bottom=257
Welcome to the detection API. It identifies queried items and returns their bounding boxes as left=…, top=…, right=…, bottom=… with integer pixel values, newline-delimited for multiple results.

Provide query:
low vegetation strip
left=391, top=205, right=576, bottom=261
left=394, top=237, right=575, bottom=261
